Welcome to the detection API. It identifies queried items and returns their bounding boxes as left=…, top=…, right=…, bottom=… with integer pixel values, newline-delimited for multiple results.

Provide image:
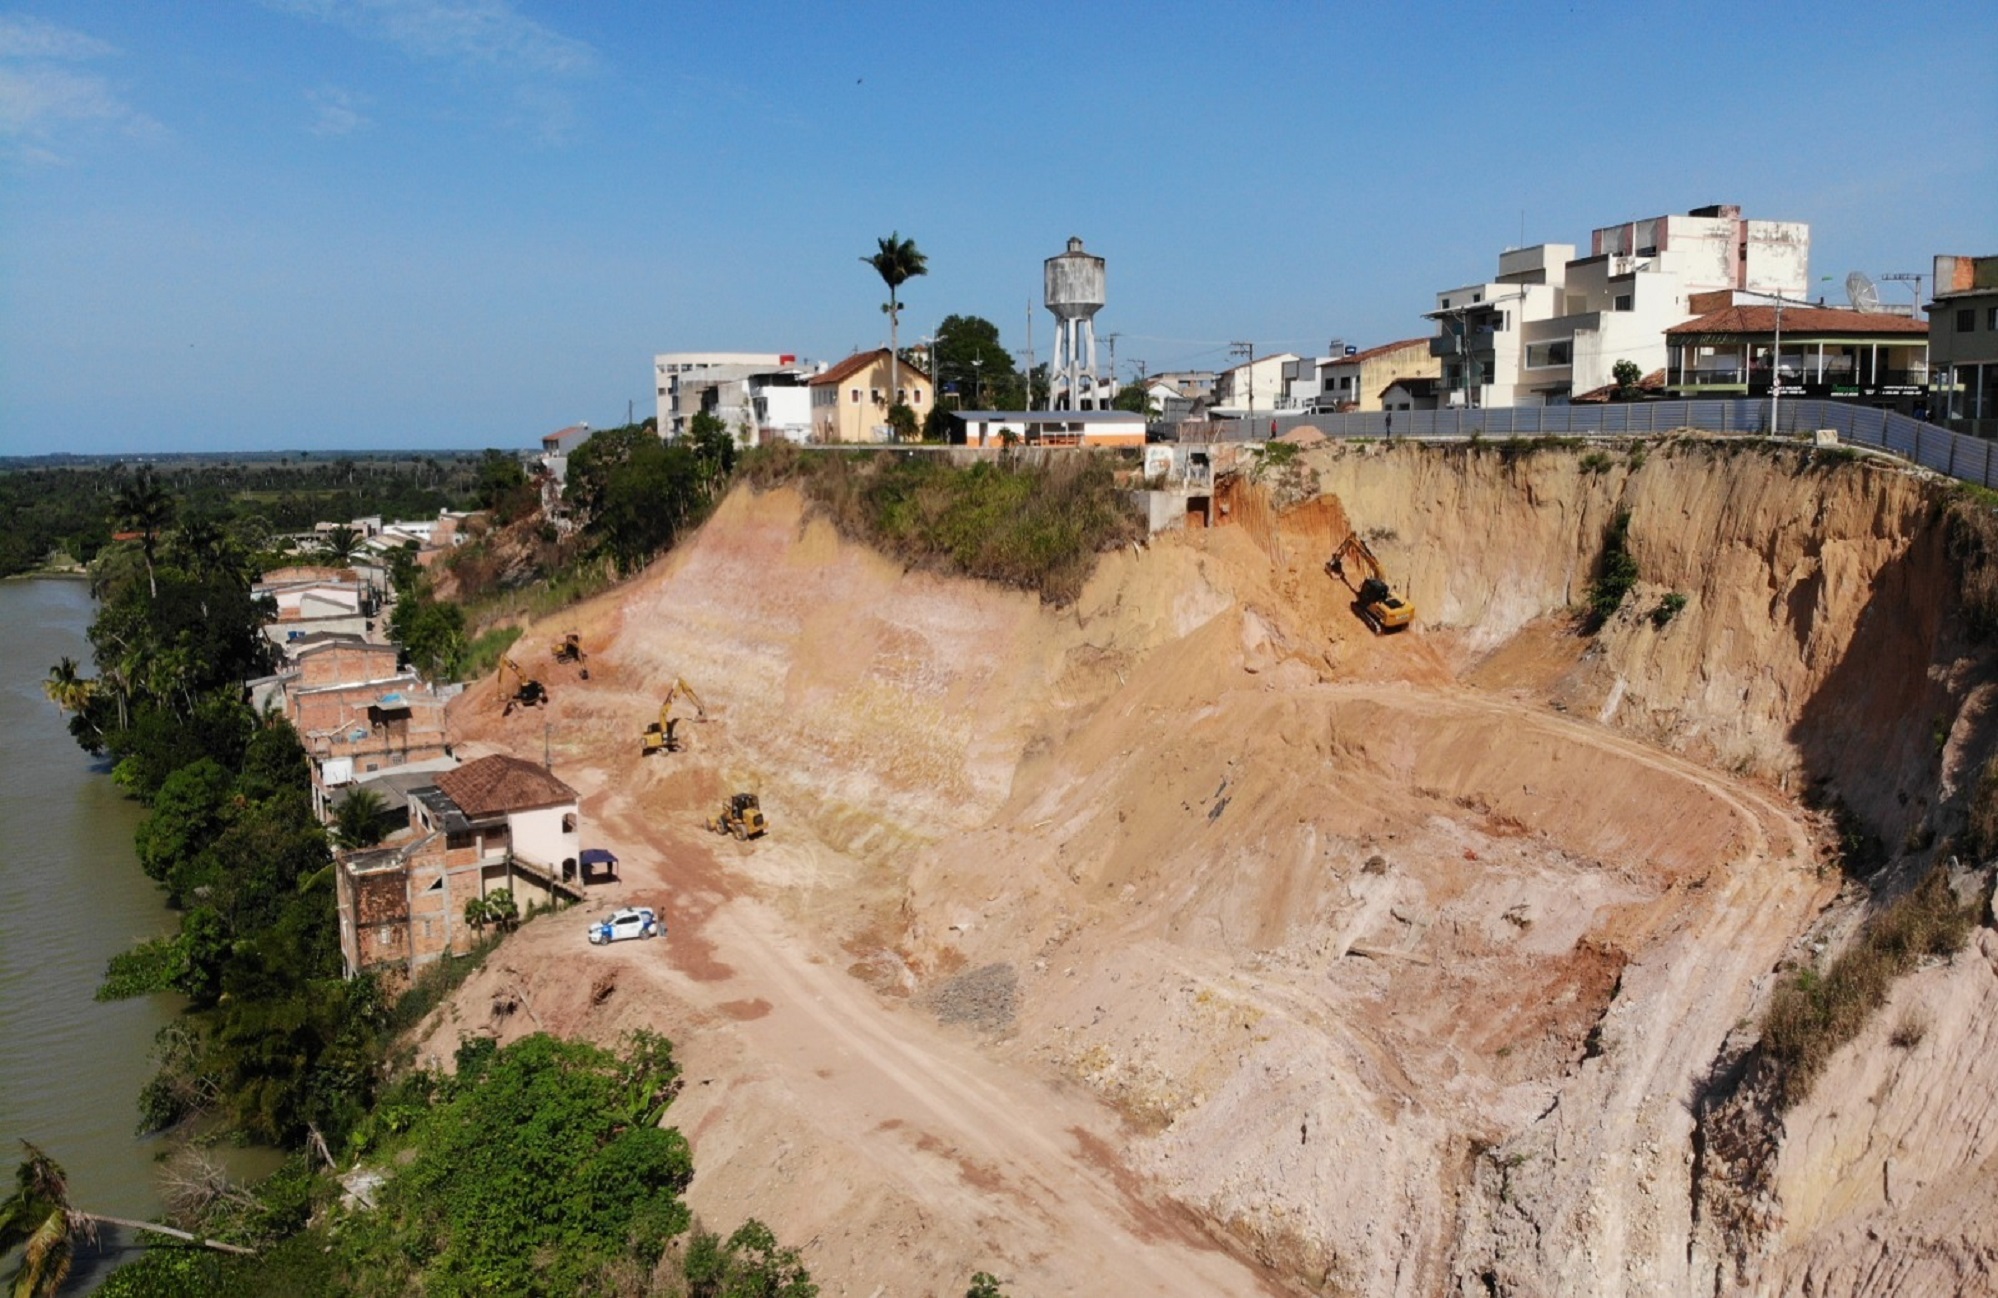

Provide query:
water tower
left=1044, top=236, right=1107, bottom=410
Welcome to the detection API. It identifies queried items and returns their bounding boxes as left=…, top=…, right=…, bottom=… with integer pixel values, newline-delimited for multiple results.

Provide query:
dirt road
left=434, top=790, right=1287, bottom=1297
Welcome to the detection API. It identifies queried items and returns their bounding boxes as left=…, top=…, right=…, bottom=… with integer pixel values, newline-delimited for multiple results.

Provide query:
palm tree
left=1, top=1142, right=253, bottom=1294
left=333, top=787, right=393, bottom=850
left=0, top=1144, right=73, bottom=1298
left=319, top=524, right=362, bottom=566
left=112, top=469, right=175, bottom=599
left=42, top=657, right=93, bottom=715
left=863, top=232, right=928, bottom=421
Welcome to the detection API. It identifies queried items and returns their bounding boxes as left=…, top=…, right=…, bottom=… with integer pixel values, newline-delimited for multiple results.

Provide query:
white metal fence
left=1170, top=400, right=1998, bottom=490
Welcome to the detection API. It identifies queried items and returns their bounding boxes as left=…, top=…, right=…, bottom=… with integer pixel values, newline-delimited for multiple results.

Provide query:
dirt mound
left=433, top=445, right=1998, bottom=1296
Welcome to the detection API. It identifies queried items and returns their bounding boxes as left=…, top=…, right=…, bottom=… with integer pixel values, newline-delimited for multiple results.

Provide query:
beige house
left=1314, top=339, right=1441, bottom=413
left=808, top=349, right=933, bottom=443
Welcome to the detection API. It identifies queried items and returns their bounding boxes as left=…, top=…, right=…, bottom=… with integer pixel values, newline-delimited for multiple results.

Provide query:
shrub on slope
left=742, top=447, right=1143, bottom=604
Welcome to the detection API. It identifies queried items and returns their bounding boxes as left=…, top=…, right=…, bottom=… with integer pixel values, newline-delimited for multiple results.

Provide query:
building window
left=1614, top=294, right=1634, bottom=311
left=850, top=388, right=861, bottom=403
left=871, top=388, right=884, bottom=405
left=1989, top=307, right=1997, bottom=331
left=1960, top=309, right=1977, bottom=332
left=562, top=812, right=577, bottom=833
left=1525, top=340, right=1573, bottom=368
left=1472, top=293, right=1482, bottom=303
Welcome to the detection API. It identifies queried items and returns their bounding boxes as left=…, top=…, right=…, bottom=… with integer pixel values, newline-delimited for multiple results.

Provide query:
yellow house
left=808, top=348, right=934, bottom=443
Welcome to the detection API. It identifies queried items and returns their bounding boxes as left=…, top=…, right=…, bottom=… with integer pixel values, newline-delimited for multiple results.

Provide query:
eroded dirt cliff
left=430, top=440, right=1997, bottom=1296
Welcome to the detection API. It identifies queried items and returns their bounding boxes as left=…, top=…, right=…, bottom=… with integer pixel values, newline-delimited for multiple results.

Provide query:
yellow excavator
left=1327, top=531, right=1415, bottom=633
left=497, top=654, right=549, bottom=714
left=641, top=677, right=708, bottom=755
left=707, top=791, right=767, bottom=840
left=551, top=631, right=589, bottom=678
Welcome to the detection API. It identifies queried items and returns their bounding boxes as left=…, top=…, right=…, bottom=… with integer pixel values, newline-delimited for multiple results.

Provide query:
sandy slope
left=425, top=443, right=1993, bottom=1295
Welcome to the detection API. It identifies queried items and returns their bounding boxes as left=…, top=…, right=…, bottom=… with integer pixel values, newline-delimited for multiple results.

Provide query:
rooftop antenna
left=1880, top=272, right=1927, bottom=312
left=1846, top=271, right=1883, bottom=314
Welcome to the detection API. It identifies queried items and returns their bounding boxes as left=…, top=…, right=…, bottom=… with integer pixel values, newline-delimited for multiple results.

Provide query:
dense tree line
left=0, top=452, right=508, bottom=577
left=25, top=470, right=824, bottom=1296
left=564, top=419, right=735, bottom=575
left=18, top=1034, right=819, bottom=1298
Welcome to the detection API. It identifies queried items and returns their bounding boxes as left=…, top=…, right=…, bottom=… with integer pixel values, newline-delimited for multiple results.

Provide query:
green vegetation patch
left=1759, top=867, right=1976, bottom=1110
left=98, top=933, right=190, bottom=1001
left=1585, top=509, right=1639, bottom=630
left=1945, top=491, right=1998, bottom=640
left=741, top=447, right=1143, bottom=604
left=457, top=624, right=523, bottom=682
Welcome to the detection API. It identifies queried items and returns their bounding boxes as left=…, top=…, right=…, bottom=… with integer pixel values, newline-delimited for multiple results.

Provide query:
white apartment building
left=1426, top=204, right=1810, bottom=407
left=1211, top=353, right=1297, bottom=414
left=655, top=351, right=803, bottom=442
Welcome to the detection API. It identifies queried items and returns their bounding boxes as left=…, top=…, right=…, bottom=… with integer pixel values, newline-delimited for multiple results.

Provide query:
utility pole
left=1106, top=332, right=1122, bottom=397
left=1229, top=341, right=1254, bottom=434
left=1025, top=302, right=1036, bottom=411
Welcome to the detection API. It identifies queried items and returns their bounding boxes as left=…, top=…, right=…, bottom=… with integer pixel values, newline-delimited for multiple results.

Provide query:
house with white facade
left=1425, top=204, right=1810, bottom=407
left=747, top=370, right=816, bottom=444
left=654, top=351, right=822, bottom=444
left=1211, top=353, right=1297, bottom=415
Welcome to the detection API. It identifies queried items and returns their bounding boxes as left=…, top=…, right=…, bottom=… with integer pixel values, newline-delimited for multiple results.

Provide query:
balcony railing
left=1671, top=368, right=1930, bottom=395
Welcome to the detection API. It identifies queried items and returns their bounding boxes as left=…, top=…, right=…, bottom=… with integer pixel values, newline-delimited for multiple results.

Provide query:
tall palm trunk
left=888, top=290, right=900, bottom=418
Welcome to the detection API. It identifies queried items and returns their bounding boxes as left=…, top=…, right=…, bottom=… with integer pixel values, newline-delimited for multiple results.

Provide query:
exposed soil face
left=428, top=443, right=1995, bottom=1295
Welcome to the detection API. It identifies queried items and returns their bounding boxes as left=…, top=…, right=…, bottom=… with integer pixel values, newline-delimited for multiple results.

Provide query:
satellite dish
left=1846, top=271, right=1883, bottom=313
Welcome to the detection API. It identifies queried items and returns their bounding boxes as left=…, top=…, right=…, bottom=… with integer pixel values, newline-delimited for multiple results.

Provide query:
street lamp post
left=972, top=357, right=984, bottom=409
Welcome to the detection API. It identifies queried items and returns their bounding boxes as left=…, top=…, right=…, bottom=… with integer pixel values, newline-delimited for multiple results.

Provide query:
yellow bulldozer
left=1327, top=531, right=1415, bottom=633
left=706, top=791, right=767, bottom=840
left=497, top=654, right=549, bottom=714
left=641, top=677, right=708, bottom=756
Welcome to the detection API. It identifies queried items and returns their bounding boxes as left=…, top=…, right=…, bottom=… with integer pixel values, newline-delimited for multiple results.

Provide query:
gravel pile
left=926, top=962, right=1017, bottom=1032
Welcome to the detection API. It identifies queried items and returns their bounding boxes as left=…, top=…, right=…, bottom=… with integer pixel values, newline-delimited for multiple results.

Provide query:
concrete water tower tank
left=1045, top=236, right=1107, bottom=410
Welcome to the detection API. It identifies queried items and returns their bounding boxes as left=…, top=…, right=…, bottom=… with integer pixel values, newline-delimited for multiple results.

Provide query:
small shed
left=578, top=847, right=619, bottom=885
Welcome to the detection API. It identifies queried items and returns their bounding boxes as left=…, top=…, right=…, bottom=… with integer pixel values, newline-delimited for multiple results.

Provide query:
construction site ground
left=424, top=440, right=1993, bottom=1296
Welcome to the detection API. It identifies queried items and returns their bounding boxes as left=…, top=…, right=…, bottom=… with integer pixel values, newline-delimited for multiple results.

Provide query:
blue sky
left=1, top=0, right=1992, bottom=454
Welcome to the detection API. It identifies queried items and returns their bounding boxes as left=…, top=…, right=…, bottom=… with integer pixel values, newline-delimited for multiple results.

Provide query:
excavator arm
left=1327, top=531, right=1415, bottom=633
left=642, top=677, right=709, bottom=754
left=498, top=655, right=548, bottom=713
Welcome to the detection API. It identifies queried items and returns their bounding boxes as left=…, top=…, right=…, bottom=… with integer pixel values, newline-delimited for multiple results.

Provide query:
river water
left=0, top=580, right=177, bottom=1229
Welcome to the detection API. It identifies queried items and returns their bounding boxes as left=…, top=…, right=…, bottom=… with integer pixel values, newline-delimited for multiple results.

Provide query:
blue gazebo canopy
left=579, top=848, right=618, bottom=866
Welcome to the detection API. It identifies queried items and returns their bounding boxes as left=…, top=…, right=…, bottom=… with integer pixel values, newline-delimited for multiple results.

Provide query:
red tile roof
left=807, top=348, right=932, bottom=388
left=434, top=754, right=577, bottom=818
left=1326, top=337, right=1433, bottom=367
left=1666, top=306, right=1929, bottom=337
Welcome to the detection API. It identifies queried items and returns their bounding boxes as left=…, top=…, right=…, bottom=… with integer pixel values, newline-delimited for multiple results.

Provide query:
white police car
left=586, top=906, right=660, bottom=945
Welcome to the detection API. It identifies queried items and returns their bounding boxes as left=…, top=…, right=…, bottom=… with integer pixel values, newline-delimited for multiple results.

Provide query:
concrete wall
left=753, top=382, right=814, bottom=444
left=509, top=803, right=579, bottom=873
left=298, top=642, right=399, bottom=688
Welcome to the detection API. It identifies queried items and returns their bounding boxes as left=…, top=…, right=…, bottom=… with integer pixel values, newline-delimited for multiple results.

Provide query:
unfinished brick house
left=335, top=754, right=583, bottom=977
left=252, top=636, right=452, bottom=818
